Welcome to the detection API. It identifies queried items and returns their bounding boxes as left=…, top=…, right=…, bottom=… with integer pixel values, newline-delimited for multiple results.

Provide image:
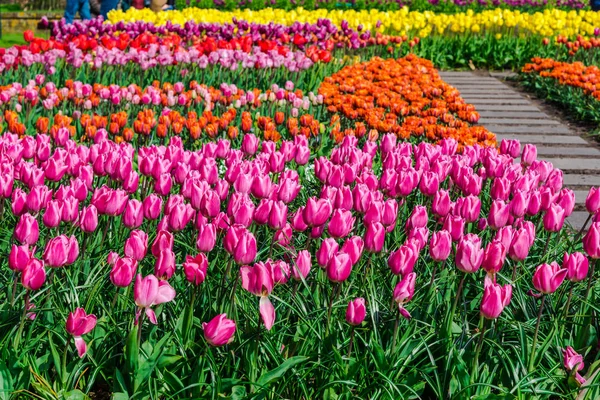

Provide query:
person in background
left=150, top=0, right=173, bottom=11
left=592, top=0, right=600, bottom=11
left=89, top=0, right=102, bottom=18
left=100, top=0, right=119, bottom=19
left=64, top=0, right=91, bottom=24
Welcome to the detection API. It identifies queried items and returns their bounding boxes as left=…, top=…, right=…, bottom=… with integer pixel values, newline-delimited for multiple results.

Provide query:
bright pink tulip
left=203, top=314, right=236, bottom=346
left=406, top=205, right=428, bottom=230
left=21, top=258, right=46, bottom=290
left=143, top=194, right=163, bottom=220
left=543, top=203, right=565, bottom=232
left=66, top=308, right=97, bottom=357
left=432, top=189, right=452, bottom=218
left=346, top=298, right=366, bottom=326
left=455, top=234, right=484, bottom=273
left=488, top=200, right=510, bottom=230
left=564, top=252, right=589, bottom=282
left=268, top=201, right=288, bottom=230
left=328, top=209, right=355, bottom=238
left=429, top=230, right=452, bottom=262
left=154, top=250, right=176, bottom=280
left=292, top=250, right=311, bottom=280
left=303, top=197, right=332, bottom=227
left=317, top=238, right=339, bottom=267
left=586, top=187, right=600, bottom=214
left=61, top=197, right=79, bottom=223
left=482, top=241, right=507, bottom=275
left=151, top=230, right=174, bottom=256
left=508, top=228, right=532, bottom=262
left=241, top=134, right=259, bottom=155
left=11, top=188, right=28, bottom=216
left=532, top=262, right=568, bottom=294
left=43, top=200, right=62, bottom=228
left=510, top=191, right=529, bottom=218
left=78, top=205, right=98, bottom=233
left=134, top=274, right=176, bottom=324
left=408, top=227, right=429, bottom=252
left=123, top=230, right=148, bottom=261
left=584, top=222, right=600, bottom=259
left=183, top=254, right=208, bottom=286
left=196, top=223, right=217, bottom=253
left=480, top=276, right=512, bottom=319
left=9, top=244, right=32, bottom=272
left=327, top=251, right=352, bottom=282
left=521, top=144, right=537, bottom=166
left=110, top=256, right=138, bottom=287
left=123, top=199, right=143, bottom=229
left=393, top=272, right=416, bottom=319
left=241, top=263, right=274, bottom=296
left=43, top=235, right=78, bottom=267
left=266, top=259, right=291, bottom=284
left=364, top=222, right=385, bottom=253
left=224, top=225, right=257, bottom=265
left=388, top=242, right=418, bottom=276
left=14, top=213, right=39, bottom=245
left=563, top=346, right=584, bottom=372
left=419, top=171, right=440, bottom=197
left=342, top=236, right=364, bottom=265
left=381, top=199, right=398, bottom=228
left=167, top=203, right=195, bottom=232
left=443, top=215, right=465, bottom=241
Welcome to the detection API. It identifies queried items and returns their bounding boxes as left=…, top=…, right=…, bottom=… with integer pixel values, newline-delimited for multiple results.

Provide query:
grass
left=0, top=31, right=50, bottom=48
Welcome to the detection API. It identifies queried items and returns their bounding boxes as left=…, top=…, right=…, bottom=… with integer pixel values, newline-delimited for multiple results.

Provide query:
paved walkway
left=439, top=71, right=600, bottom=231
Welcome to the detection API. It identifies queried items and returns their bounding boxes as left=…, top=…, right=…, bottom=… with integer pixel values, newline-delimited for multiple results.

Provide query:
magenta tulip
left=123, top=199, right=143, bottom=229
left=488, top=200, right=510, bottom=230
left=482, top=241, right=507, bottom=275
left=429, top=230, right=452, bottom=262
left=532, top=262, right=568, bottom=294
left=317, top=238, right=339, bottom=267
left=14, top=213, right=39, bottom=245
left=196, top=222, right=217, bottom=253
left=341, top=236, right=364, bottom=265
left=292, top=250, right=311, bottom=280
left=183, top=254, right=208, bottom=286
left=124, top=230, right=148, bottom=261
left=393, top=272, right=416, bottom=319
left=79, top=205, right=98, bottom=233
left=388, top=242, right=418, bottom=276
left=134, top=274, right=176, bottom=324
left=480, top=276, right=512, bottom=319
left=154, top=250, right=176, bottom=280
left=586, top=187, right=600, bottom=214
left=563, top=252, right=589, bottom=282
left=303, top=197, right=333, bottom=227
left=21, top=258, right=46, bottom=291
left=203, top=314, right=236, bottom=346
left=110, top=256, right=138, bottom=287
left=328, top=209, right=355, bottom=238
left=151, top=230, right=174, bottom=257
left=66, top=308, right=97, bottom=357
left=583, top=222, right=600, bottom=259
left=455, top=234, right=484, bottom=273
left=346, top=298, right=366, bottom=326
left=364, top=222, right=385, bottom=253
left=327, top=252, right=353, bottom=282
left=9, top=244, right=32, bottom=272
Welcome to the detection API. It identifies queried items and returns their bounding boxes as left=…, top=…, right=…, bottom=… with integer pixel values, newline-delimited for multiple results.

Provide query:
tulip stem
left=585, top=260, right=597, bottom=301
left=347, top=327, right=355, bottom=359
left=14, top=291, right=30, bottom=350
left=471, top=315, right=486, bottom=384
left=326, top=283, right=341, bottom=336
left=62, top=336, right=71, bottom=384
left=448, top=274, right=466, bottom=336
left=391, top=311, right=400, bottom=354
left=10, top=273, right=17, bottom=307
left=543, top=233, right=553, bottom=262
left=111, top=288, right=119, bottom=309
left=528, top=295, right=546, bottom=373
left=563, top=283, right=574, bottom=319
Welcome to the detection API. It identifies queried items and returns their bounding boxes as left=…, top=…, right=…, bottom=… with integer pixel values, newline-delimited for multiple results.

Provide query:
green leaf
left=0, top=362, right=13, bottom=400
left=256, top=356, right=308, bottom=387
left=63, top=389, right=89, bottom=400
left=125, top=325, right=139, bottom=374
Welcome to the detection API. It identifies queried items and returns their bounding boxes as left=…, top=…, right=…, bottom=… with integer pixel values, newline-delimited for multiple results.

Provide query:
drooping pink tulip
left=563, top=346, right=584, bottom=372
left=183, top=254, right=208, bottom=286
left=532, top=262, right=568, bottom=294
left=346, top=298, right=366, bottom=326
left=480, top=276, right=512, bottom=320
left=393, top=272, right=416, bottom=319
left=65, top=308, right=97, bottom=357
left=563, top=252, right=589, bottom=282
left=124, top=230, right=148, bottom=261
left=203, top=314, right=236, bottom=346
left=134, top=274, right=176, bottom=324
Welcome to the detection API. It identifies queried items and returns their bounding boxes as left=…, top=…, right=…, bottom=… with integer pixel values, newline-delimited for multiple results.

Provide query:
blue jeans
left=64, top=0, right=91, bottom=24
left=592, top=0, right=600, bottom=11
left=100, top=0, right=119, bottom=19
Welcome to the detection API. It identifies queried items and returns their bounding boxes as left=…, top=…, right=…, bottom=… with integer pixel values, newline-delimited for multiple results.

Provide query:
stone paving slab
left=467, top=99, right=532, bottom=105
left=536, top=147, right=600, bottom=157
left=478, top=111, right=550, bottom=118
left=494, top=134, right=588, bottom=145
left=486, top=125, right=573, bottom=134
left=566, top=212, right=590, bottom=230
left=461, top=94, right=525, bottom=99
left=564, top=175, right=600, bottom=187
left=479, top=118, right=561, bottom=125
left=542, top=158, right=600, bottom=173
left=474, top=105, right=541, bottom=112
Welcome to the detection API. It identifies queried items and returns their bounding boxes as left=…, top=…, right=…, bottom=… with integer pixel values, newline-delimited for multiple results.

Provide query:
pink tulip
left=557, top=189, right=575, bottom=217
left=151, top=230, right=174, bottom=256
left=124, top=230, right=148, bottom=261
left=183, top=254, right=208, bottom=286
left=9, top=244, right=32, bottom=272
left=586, top=187, right=600, bottom=214
left=242, top=134, right=259, bottom=155
left=420, top=171, right=440, bottom=197
left=342, top=236, right=364, bottom=265
left=78, top=205, right=98, bottom=233
left=134, top=274, right=176, bottom=324
left=203, top=314, right=236, bottom=346
left=154, top=250, right=176, bottom=280
left=564, top=252, right=589, bottom=282
left=327, top=252, right=352, bottom=282
left=291, top=208, right=308, bottom=231
left=393, top=272, right=416, bottom=319
left=455, top=234, right=484, bottom=273
left=482, top=241, right=507, bottom=275
left=292, top=250, right=312, bottom=280
left=532, top=262, right=568, bottom=294
left=432, top=189, right=451, bottom=218
left=61, top=197, right=79, bottom=223
left=388, top=242, right=418, bottom=276
left=21, top=258, right=46, bottom=291
left=66, top=308, right=97, bottom=357
left=429, top=230, right=452, bottom=262
left=14, top=213, right=39, bottom=245
left=364, top=222, right=385, bottom=253
left=167, top=203, right=195, bottom=232
left=266, top=259, right=290, bottom=284
left=584, top=222, right=600, bottom=259
left=43, top=235, right=78, bottom=267
left=543, top=203, right=565, bottom=232
left=224, top=225, right=257, bottom=265
left=303, top=197, right=332, bottom=227
left=563, top=346, right=584, bottom=372
left=488, top=200, right=510, bottom=230
left=143, top=194, right=163, bottom=220
left=508, top=228, right=532, bottom=262
left=444, top=215, right=465, bottom=242
left=268, top=201, right=288, bottom=230
left=43, top=200, right=62, bottom=228
left=110, top=256, right=138, bottom=287
left=381, top=199, right=398, bottom=228
left=317, top=238, right=339, bottom=267
left=196, top=223, right=217, bottom=253
left=406, top=205, right=428, bottom=230
left=328, top=209, right=355, bottom=238
left=480, top=276, right=512, bottom=319
left=521, top=144, right=537, bottom=166
left=346, top=298, right=366, bottom=326
left=241, top=263, right=274, bottom=296
left=510, top=191, right=529, bottom=218
left=123, top=199, right=143, bottom=229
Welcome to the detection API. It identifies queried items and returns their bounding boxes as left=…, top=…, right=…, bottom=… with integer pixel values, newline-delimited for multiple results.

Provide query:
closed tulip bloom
left=317, top=238, right=339, bottom=267
left=44, top=235, right=78, bottom=267
left=432, top=189, right=452, bottom=218
left=342, top=236, right=364, bottom=265
left=388, top=242, right=418, bottom=276
left=481, top=276, right=512, bottom=320
left=557, top=189, right=576, bottom=217
left=482, top=241, right=507, bottom=275
left=583, top=222, right=600, bottom=259
left=429, top=230, right=452, bottom=262
left=66, top=308, right=97, bottom=357
left=254, top=199, right=272, bottom=226
left=14, top=213, right=39, bottom=245
left=532, top=262, right=568, bottom=294
left=196, top=223, right=217, bottom=253
left=543, top=203, right=565, bottom=232
left=154, top=250, right=176, bottom=280
left=242, top=134, right=259, bottom=155
left=9, top=244, right=32, bottom=272
left=61, top=197, right=79, bottom=224
left=564, top=252, right=589, bottom=282
left=455, top=234, right=484, bottom=273
left=526, top=191, right=542, bottom=216
left=363, top=201, right=382, bottom=225
left=521, top=144, right=537, bottom=166
left=183, top=254, right=208, bottom=286
left=267, top=260, right=291, bottom=284
left=508, top=228, right=532, bottom=262
left=510, top=191, right=529, bottom=218
left=203, top=314, right=236, bottom=346
left=346, top=298, right=366, bottom=326
left=303, top=197, right=333, bottom=227
left=278, top=178, right=301, bottom=204
left=21, top=258, right=46, bottom=291
left=563, top=346, right=584, bottom=372
left=393, top=272, right=416, bottom=319
left=11, top=188, right=28, bottom=215
left=167, top=203, right=195, bottom=232
left=381, top=199, right=398, bottom=228
left=124, top=230, right=148, bottom=261
left=586, top=187, right=600, bottom=214
left=123, top=199, right=143, bottom=229
left=494, top=226, right=515, bottom=251
left=488, top=200, right=510, bottom=230
left=134, top=274, right=176, bottom=324
left=151, top=230, right=174, bottom=257
left=328, top=209, right=355, bottom=238
left=444, top=215, right=465, bottom=242
left=43, top=200, right=62, bottom=228
left=327, top=251, right=353, bottom=282
left=292, top=250, right=312, bottom=280
left=268, top=201, right=288, bottom=230
left=230, top=227, right=258, bottom=266
left=251, top=174, right=274, bottom=199
left=406, top=205, right=428, bottom=230
left=408, top=227, right=429, bottom=252
left=365, top=222, right=385, bottom=253
left=419, top=171, right=440, bottom=197
left=79, top=205, right=98, bottom=233
left=110, top=256, right=138, bottom=287
left=291, top=208, right=308, bottom=232
left=143, top=194, right=163, bottom=220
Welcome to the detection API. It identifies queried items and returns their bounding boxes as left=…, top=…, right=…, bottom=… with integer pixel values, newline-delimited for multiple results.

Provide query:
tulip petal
left=399, top=306, right=412, bottom=320
left=146, top=308, right=157, bottom=325
left=154, top=280, right=176, bottom=305
left=259, top=296, right=275, bottom=331
left=74, top=336, right=87, bottom=358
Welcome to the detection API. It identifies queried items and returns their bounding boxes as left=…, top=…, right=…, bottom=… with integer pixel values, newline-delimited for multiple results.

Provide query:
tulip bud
left=110, top=256, right=138, bottom=287
left=154, top=250, right=176, bottom=280
left=388, top=242, right=418, bottom=276
left=292, top=250, right=311, bottom=280
left=21, top=258, right=46, bottom=291
left=326, top=251, right=352, bottom=282
left=316, top=238, right=339, bottom=267
left=9, top=244, right=32, bottom=272
left=346, top=298, right=366, bottom=326
left=480, top=276, right=512, bottom=320
left=564, top=252, right=589, bottom=282
left=455, top=234, right=484, bottom=273
left=364, top=222, right=385, bottom=253
left=482, top=241, right=507, bottom=275
left=124, top=230, right=148, bottom=261
left=14, top=213, right=39, bottom=245
left=79, top=205, right=99, bottom=233
left=341, top=236, right=364, bottom=265
left=429, top=230, right=452, bottom=262
left=328, top=209, right=355, bottom=238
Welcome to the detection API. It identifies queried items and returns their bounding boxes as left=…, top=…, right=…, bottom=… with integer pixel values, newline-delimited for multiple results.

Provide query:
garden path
left=439, top=71, right=600, bottom=231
